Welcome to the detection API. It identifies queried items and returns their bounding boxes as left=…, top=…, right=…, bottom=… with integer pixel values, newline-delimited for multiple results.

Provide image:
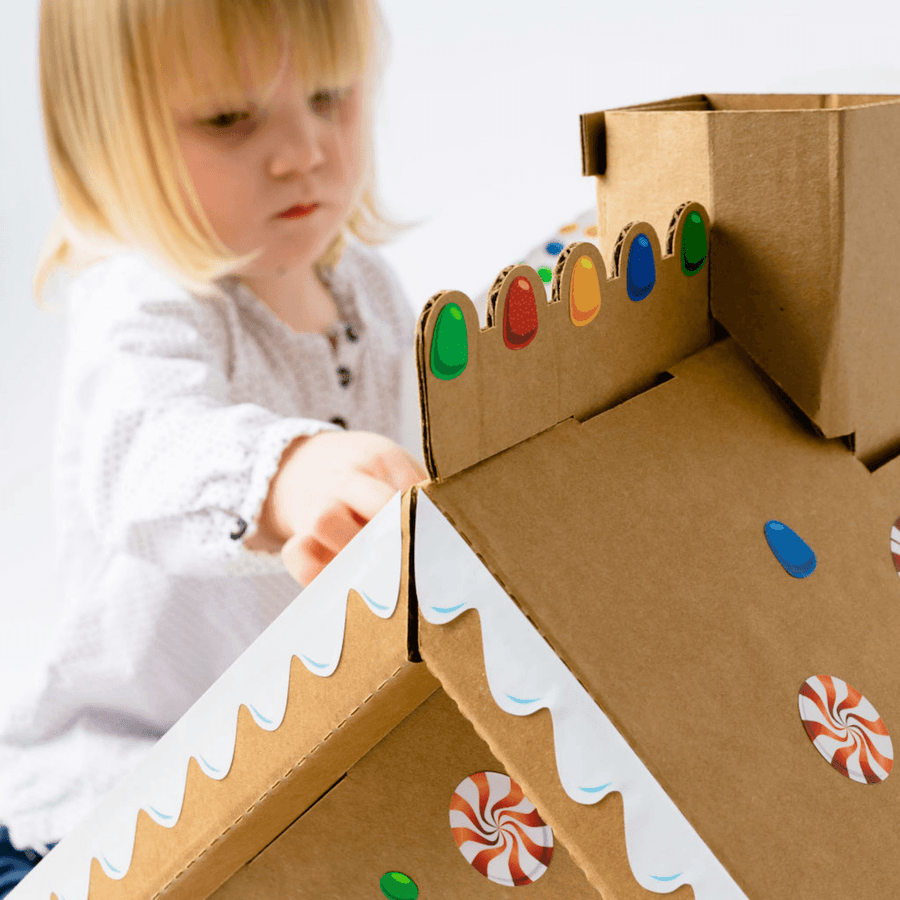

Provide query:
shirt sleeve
left=62, top=263, right=338, bottom=573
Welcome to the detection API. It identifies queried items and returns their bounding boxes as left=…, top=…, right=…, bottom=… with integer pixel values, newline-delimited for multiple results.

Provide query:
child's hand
left=255, top=430, right=427, bottom=586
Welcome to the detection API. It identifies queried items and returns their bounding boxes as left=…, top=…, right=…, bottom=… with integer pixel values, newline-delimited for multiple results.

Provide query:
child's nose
left=267, top=107, right=327, bottom=178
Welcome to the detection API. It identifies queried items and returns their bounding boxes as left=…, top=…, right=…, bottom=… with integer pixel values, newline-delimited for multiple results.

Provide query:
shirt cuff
left=236, top=417, right=342, bottom=552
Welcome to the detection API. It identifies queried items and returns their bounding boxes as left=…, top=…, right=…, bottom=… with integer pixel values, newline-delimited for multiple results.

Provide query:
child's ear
left=416, top=203, right=711, bottom=482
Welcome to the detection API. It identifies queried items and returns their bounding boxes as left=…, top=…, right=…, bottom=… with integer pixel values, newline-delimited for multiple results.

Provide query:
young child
left=0, top=0, right=425, bottom=887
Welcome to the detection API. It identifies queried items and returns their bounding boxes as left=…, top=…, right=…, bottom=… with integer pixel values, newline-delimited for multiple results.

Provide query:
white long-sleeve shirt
left=0, top=240, right=419, bottom=852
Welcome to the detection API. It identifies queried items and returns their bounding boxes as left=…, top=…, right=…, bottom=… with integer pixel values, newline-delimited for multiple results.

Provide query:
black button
left=345, top=324, right=358, bottom=342
left=230, top=518, right=248, bottom=540
left=337, top=366, right=351, bottom=387
left=330, top=416, right=348, bottom=429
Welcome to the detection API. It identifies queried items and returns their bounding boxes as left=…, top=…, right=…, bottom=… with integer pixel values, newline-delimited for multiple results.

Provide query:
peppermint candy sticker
left=798, top=675, right=893, bottom=784
left=449, top=771, right=553, bottom=886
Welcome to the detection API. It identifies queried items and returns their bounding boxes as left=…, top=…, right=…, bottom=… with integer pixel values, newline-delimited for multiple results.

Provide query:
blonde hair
left=34, top=0, right=409, bottom=304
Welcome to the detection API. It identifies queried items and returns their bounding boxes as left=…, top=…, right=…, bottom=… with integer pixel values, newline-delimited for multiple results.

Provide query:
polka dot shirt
left=0, top=239, right=418, bottom=850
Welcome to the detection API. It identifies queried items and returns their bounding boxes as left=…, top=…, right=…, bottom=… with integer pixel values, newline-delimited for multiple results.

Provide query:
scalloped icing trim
left=414, top=492, right=748, bottom=898
left=25, top=494, right=404, bottom=900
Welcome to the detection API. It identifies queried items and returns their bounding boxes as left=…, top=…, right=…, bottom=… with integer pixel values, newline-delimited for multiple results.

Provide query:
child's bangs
left=156, top=0, right=371, bottom=112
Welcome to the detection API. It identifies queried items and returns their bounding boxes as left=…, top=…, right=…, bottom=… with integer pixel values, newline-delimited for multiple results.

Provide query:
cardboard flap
left=590, top=92, right=900, bottom=467
left=416, top=203, right=713, bottom=480
left=421, top=337, right=900, bottom=899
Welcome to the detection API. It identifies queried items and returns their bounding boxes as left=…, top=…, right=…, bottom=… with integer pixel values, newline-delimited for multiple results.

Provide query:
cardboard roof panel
left=421, top=336, right=900, bottom=899
left=15, top=495, right=433, bottom=900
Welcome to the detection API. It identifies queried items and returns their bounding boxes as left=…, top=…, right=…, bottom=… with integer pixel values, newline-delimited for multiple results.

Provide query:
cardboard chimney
left=12, top=93, right=900, bottom=900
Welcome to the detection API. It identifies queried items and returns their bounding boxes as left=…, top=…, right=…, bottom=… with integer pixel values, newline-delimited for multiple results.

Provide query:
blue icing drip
left=651, top=874, right=683, bottom=883
left=764, top=520, right=817, bottom=578
left=101, top=855, right=122, bottom=875
left=506, top=693, right=541, bottom=705
left=545, top=241, right=564, bottom=255
left=579, top=782, right=612, bottom=793
left=432, top=602, right=466, bottom=614
left=302, top=654, right=330, bottom=669
left=198, top=754, right=220, bottom=774
left=249, top=704, right=273, bottom=725
left=626, top=234, right=656, bottom=301
left=361, top=591, right=389, bottom=611
left=148, top=806, right=173, bottom=820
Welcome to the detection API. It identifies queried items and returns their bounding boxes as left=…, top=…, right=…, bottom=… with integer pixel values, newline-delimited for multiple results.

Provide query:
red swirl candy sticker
left=798, top=675, right=893, bottom=784
left=449, top=771, right=553, bottom=886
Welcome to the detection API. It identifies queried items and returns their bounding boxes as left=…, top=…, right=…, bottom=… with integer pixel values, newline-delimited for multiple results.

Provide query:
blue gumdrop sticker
left=545, top=241, right=564, bottom=255
left=764, top=520, right=817, bottom=578
left=626, top=234, right=655, bottom=301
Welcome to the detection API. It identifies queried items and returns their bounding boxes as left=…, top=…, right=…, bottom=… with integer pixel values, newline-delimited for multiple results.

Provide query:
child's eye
left=202, top=110, right=254, bottom=131
left=308, top=88, right=349, bottom=119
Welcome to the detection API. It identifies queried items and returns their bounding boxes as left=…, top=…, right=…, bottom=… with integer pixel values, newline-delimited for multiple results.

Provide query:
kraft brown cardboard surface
left=423, top=337, right=900, bottom=899
left=211, top=689, right=598, bottom=899
left=583, top=93, right=900, bottom=466
left=417, top=203, right=712, bottom=480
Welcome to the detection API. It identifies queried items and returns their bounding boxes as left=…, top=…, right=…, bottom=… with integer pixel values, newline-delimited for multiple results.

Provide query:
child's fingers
left=310, top=504, right=368, bottom=557
left=335, top=471, right=399, bottom=523
left=281, top=533, right=335, bottom=586
left=364, top=448, right=427, bottom=491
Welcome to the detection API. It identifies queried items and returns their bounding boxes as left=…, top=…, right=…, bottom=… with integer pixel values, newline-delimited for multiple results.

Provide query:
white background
left=2, top=0, right=899, bottom=677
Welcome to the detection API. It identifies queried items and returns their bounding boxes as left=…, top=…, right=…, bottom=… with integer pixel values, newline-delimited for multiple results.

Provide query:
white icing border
left=12, top=494, right=404, bottom=900
left=415, top=492, right=748, bottom=898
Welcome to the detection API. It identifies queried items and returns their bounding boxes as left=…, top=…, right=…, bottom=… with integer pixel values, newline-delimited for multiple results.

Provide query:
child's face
left=170, top=54, right=365, bottom=277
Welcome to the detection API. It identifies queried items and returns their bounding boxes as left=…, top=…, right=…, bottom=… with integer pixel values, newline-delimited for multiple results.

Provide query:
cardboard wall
left=209, top=689, right=599, bottom=899
left=417, top=204, right=712, bottom=480
left=584, top=93, right=900, bottom=466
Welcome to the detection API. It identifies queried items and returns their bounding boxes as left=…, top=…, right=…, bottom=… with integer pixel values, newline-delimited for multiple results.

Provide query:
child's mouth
left=277, top=203, right=319, bottom=218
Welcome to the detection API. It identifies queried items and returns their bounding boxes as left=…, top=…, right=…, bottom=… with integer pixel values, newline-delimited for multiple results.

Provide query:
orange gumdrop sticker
left=503, top=276, right=538, bottom=349
left=569, top=255, right=601, bottom=326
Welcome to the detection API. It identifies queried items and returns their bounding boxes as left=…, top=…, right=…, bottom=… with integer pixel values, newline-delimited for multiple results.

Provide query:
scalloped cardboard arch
left=416, top=204, right=713, bottom=480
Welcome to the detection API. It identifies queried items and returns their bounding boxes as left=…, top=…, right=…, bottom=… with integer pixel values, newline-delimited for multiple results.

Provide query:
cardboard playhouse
left=13, top=93, right=900, bottom=900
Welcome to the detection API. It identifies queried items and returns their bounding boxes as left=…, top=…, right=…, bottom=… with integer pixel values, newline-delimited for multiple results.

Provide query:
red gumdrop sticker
left=503, top=276, right=539, bottom=349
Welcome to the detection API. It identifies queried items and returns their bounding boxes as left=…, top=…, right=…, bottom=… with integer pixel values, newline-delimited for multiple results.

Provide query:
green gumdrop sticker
left=380, top=871, right=419, bottom=900
left=430, top=302, right=468, bottom=380
left=681, top=210, right=707, bottom=276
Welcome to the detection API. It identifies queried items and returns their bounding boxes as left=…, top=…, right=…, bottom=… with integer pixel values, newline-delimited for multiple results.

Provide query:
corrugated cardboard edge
left=66, top=490, right=438, bottom=900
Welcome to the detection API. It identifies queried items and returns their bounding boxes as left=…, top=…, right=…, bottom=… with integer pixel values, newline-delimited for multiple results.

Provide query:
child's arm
left=249, top=429, right=425, bottom=585
left=63, top=262, right=417, bottom=583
